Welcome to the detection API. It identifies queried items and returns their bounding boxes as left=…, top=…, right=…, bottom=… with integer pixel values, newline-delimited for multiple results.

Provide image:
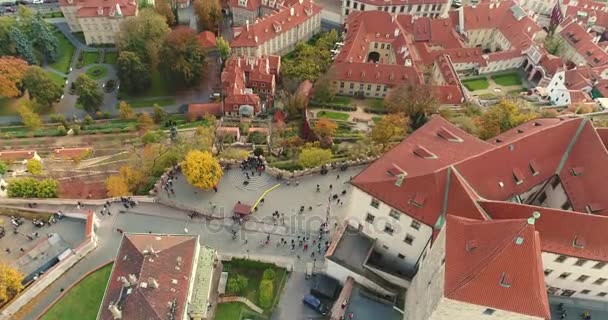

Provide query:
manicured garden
left=317, top=110, right=350, bottom=121
left=48, top=31, right=75, bottom=74
left=103, top=52, right=118, bottom=64
left=223, top=259, right=287, bottom=315
left=491, top=72, right=522, bottom=86
left=121, top=97, right=176, bottom=109
left=462, top=77, right=490, bottom=91
left=215, top=302, right=268, bottom=320
left=86, top=65, right=109, bottom=80
left=82, top=52, right=100, bottom=66
left=40, top=263, right=113, bottom=320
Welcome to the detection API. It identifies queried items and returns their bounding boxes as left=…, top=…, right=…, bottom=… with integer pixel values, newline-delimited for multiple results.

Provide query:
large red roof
left=559, top=18, right=608, bottom=67
left=60, top=0, right=138, bottom=17
left=444, top=215, right=550, bottom=319
left=99, top=234, right=198, bottom=320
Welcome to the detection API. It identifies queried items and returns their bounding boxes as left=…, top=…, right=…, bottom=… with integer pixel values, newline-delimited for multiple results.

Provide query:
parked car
left=302, top=294, right=328, bottom=316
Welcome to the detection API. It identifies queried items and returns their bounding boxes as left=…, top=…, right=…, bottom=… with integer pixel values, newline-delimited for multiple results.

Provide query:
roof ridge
left=445, top=218, right=530, bottom=299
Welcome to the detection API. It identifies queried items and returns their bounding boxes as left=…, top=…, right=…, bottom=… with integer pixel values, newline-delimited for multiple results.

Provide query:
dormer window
left=239, top=0, right=247, bottom=6
left=465, top=240, right=478, bottom=252
left=409, top=193, right=425, bottom=208
left=513, top=169, right=524, bottom=185
left=586, top=203, right=602, bottom=214
left=570, top=166, right=584, bottom=176
left=499, top=272, right=512, bottom=288
left=437, top=127, right=462, bottom=142
left=573, top=235, right=585, bottom=248
left=413, top=145, right=436, bottom=159
left=529, top=161, right=539, bottom=176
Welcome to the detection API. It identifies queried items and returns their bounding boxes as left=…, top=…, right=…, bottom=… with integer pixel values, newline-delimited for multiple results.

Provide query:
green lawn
left=48, top=31, right=75, bottom=74
left=103, top=52, right=118, bottom=64
left=462, top=77, right=490, bottom=91
left=332, top=96, right=351, bottom=106
left=223, top=259, right=287, bottom=315
left=120, top=97, right=176, bottom=108
left=82, top=52, right=100, bottom=66
left=45, top=71, right=67, bottom=89
left=86, top=65, right=109, bottom=80
left=119, top=71, right=173, bottom=99
left=40, top=263, right=113, bottom=320
left=317, top=110, right=350, bottom=121
left=491, top=73, right=522, bottom=86
left=215, top=302, right=268, bottom=320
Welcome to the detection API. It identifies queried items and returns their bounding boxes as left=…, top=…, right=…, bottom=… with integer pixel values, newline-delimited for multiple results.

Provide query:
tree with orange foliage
left=160, top=27, right=207, bottom=86
left=313, top=118, right=337, bottom=138
left=0, top=57, right=28, bottom=98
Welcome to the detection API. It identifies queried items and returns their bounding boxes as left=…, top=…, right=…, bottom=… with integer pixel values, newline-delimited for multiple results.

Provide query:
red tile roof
left=444, top=215, right=550, bottom=319
left=54, top=147, right=92, bottom=159
left=60, top=0, right=138, bottom=17
left=197, top=31, right=216, bottom=48
left=539, top=54, right=564, bottom=76
left=0, top=150, right=36, bottom=161
left=99, top=234, right=198, bottom=320
left=480, top=201, right=608, bottom=262
left=230, top=0, right=321, bottom=48
left=559, top=18, right=608, bottom=67
left=188, top=103, right=223, bottom=117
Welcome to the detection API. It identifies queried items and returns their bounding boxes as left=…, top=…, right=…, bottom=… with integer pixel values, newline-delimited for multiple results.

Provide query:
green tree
left=371, top=114, right=408, bottom=151
left=74, top=74, right=103, bottom=112
left=0, top=17, right=16, bottom=56
left=281, top=31, right=337, bottom=81
left=36, top=178, right=58, bottom=197
left=118, top=100, right=135, bottom=119
left=0, top=160, right=7, bottom=175
left=16, top=5, right=33, bottom=36
left=193, top=0, right=222, bottom=32
left=216, top=36, right=230, bottom=65
left=26, top=159, right=42, bottom=175
left=22, top=66, right=62, bottom=110
left=17, top=101, right=41, bottom=130
left=227, top=274, right=248, bottom=294
left=258, top=279, right=274, bottom=309
left=116, top=51, right=151, bottom=94
left=313, top=73, right=336, bottom=102
left=160, top=27, right=207, bottom=86
left=84, top=114, right=94, bottom=125
left=181, top=150, right=223, bottom=190
left=7, top=177, right=57, bottom=198
left=384, top=84, right=438, bottom=130
left=298, top=147, right=332, bottom=168
left=544, top=34, right=564, bottom=55
left=116, top=9, right=170, bottom=70
left=31, top=16, right=59, bottom=62
left=8, top=26, right=35, bottom=64
left=152, top=104, right=168, bottom=124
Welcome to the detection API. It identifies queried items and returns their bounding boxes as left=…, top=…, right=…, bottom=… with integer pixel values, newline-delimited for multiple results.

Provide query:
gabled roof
left=480, top=201, right=608, bottom=262
left=444, top=215, right=550, bottom=319
left=99, top=234, right=198, bottom=320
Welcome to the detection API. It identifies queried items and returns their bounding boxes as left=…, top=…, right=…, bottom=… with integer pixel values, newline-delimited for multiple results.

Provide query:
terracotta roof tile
left=559, top=19, right=608, bottom=67
left=60, top=0, right=138, bottom=17
left=188, top=103, right=223, bottom=117
left=444, top=215, right=550, bottom=319
left=0, top=150, right=36, bottom=161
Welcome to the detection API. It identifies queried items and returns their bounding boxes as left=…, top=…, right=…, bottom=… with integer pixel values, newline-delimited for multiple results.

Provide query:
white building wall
left=546, top=71, right=572, bottom=106
left=346, top=187, right=433, bottom=272
left=543, top=252, right=608, bottom=301
left=478, top=56, right=525, bottom=74
left=340, top=0, right=449, bottom=23
left=518, top=0, right=555, bottom=15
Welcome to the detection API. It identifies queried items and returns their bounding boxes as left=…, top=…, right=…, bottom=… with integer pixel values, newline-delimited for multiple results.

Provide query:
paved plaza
left=11, top=165, right=365, bottom=320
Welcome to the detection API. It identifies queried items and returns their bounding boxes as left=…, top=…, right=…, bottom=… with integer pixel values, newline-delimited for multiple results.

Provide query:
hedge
left=308, top=100, right=356, bottom=111
left=258, top=279, right=274, bottom=309
left=363, top=107, right=389, bottom=115
left=8, top=178, right=59, bottom=198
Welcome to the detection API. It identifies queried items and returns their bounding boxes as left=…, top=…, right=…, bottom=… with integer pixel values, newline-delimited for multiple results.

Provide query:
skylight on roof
left=573, top=235, right=585, bottom=248
left=437, top=127, right=462, bottom=142
left=513, top=169, right=524, bottom=185
left=499, top=272, right=512, bottom=288
left=413, top=145, right=437, bottom=159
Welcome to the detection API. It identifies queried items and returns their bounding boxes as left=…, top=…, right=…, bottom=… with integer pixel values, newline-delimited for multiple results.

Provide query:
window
left=581, top=289, right=591, bottom=294
left=561, top=289, right=576, bottom=296
left=594, top=262, right=607, bottom=269
left=367, top=84, right=371, bottom=90
left=384, top=224, right=394, bottom=235
left=404, top=234, right=414, bottom=245
left=397, top=253, right=405, bottom=259
left=376, top=85, right=381, bottom=91
left=389, top=209, right=400, bottom=220
left=577, top=275, right=590, bottom=282
left=559, top=272, right=571, bottom=279
left=400, top=5, right=405, bottom=12
left=374, top=42, right=378, bottom=49
left=340, top=82, right=345, bottom=88
left=594, top=278, right=607, bottom=285
left=349, top=83, right=354, bottom=89
left=598, top=292, right=607, bottom=297
left=529, top=162, right=538, bottom=176
left=261, top=83, right=266, bottom=87
left=345, top=8, right=349, bottom=15
left=387, top=44, right=390, bottom=49
left=365, top=213, right=375, bottom=223
left=380, top=43, right=385, bottom=49
left=483, top=308, right=495, bottom=315
left=575, top=259, right=588, bottom=266
left=346, top=0, right=350, bottom=6
left=410, top=220, right=421, bottom=230
left=353, top=2, right=357, bottom=8
left=544, top=269, right=553, bottom=276
left=391, top=6, right=396, bottom=12
left=360, top=4, right=365, bottom=10
left=383, top=86, right=388, bottom=92
left=370, top=198, right=380, bottom=208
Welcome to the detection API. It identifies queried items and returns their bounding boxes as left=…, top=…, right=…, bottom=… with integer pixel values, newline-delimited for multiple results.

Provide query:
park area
left=461, top=77, right=490, bottom=91
left=221, top=259, right=288, bottom=317
left=491, top=72, right=523, bottom=86
left=40, top=263, right=113, bottom=320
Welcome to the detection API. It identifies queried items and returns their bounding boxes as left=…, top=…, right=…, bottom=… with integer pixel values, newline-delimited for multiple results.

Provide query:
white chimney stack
left=108, top=305, right=122, bottom=319
left=115, top=3, right=122, bottom=16
left=290, top=7, right=294, bottom=16
left=246, top=20, right=250, bottom=31
left=128, top=274, right=138, bottom=285
left=148, top=277, right=159, bottom=289
left=394, top=28, right=399, bottom=37
left=458, top=6, right=465, bottom=34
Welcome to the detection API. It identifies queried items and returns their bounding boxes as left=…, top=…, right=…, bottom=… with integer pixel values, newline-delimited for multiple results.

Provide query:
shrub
left=7, top=177, right=58, bottom=198
left=219, top=148, right=249, bottom=160
left=84, top=115, right=94, bottom=125
left=298, top=147, right=332, bottom=168
left=254, top=147, right=264, bottom=157
left=0, top=160, right=7, bottom=175
left=26, top=159, right=43, bottom=175
left=227, top=274, right=248, bottom=294
left=103, top=112, right=110, bottom=119
left=70, top=124, right=81, bottom=135
left=258, top=279, right=274, bottom=309
left=262, top=268, right=276, bottom=280
left=57, top=125, right=67, bottom=136
left=248, top=131, right=267, bottom=144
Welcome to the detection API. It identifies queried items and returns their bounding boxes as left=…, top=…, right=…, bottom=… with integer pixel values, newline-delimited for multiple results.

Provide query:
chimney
left=290, top=7, right=294, bottom=16
left=108, top=305, right=122, bottom=319
left=246, top=20, right=250, bottom=31
left=128, top=274, right=138, bottom=285
left=115, top=3, right=122, bottom=16
left=148, top=277, right=159, bottom=289
left=458, top=6, right=465, bottom=34
left=254, top=36, right=258, bottom=43
left=394, top=28, right=399, bottom=37
left=298, top=0, right=303, bottom=4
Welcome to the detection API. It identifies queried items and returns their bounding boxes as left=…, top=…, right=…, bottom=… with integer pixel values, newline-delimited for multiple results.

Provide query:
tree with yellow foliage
left=477, top=99, right=539, bottom=139
left=118, top=101, right=135, bottom=119
left=371, top=114, right=408, bottom=151
left=106, top=175, right=131, bottom=197
left=313, top=118, right=337, bottom=139
left=137, top=112, right=154, bottom=133
left=26, top=158, right=43, bottom=175
left=0, top=263, right=24, bottom=303
left=181, top=150, right=223, bottom=190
